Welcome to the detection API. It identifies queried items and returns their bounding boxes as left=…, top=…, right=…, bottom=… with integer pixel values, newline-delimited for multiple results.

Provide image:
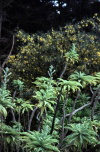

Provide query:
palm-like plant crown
left=33, top=77, right=57, bottom=115
left=21, top=126, right=60, bottom=152
left=0, top=87, right=14, bottom=118
left=0, top=68, right=14, bottom=118
left=14, top=98, right=33, bottom=114
left=65, top=122, right=99, bottom=152
left=64, top=44, right=79, bottom=64
left=95, top=72, right=100, bottom=86
left=0, top=123, right=20, bottom=146
left=69, top=71, right=97, bottom=87
left=58, top=78, right=82, bottom=93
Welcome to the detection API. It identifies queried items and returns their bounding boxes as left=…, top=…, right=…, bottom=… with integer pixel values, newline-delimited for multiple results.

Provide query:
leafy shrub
left=65, top=122, right=100, bottom=152
left=21, top=126, right=60, bottom=152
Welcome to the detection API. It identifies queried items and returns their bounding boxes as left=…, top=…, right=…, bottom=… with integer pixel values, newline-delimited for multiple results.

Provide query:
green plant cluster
left=1, top=57, right=100, bottom=152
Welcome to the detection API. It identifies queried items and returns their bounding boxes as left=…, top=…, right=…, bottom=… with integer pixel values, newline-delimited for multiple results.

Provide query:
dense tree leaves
left=8, top=14, right=100, bottom=86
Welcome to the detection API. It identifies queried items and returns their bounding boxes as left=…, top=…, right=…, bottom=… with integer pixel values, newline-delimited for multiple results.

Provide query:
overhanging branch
left=65, top=102, right=91, bottom=118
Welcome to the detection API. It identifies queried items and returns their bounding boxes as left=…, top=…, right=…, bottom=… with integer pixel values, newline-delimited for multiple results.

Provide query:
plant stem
left=68, top=90, right=80, bottom=123
left=60, top=64, right=67, bottom=78
left=50, top=86, right=63, bottom=134
left=91, top=89, right=100, bottom=121
left=50, top=63, right=67, bottom=134
left=28, top=107, right=38, bottom=130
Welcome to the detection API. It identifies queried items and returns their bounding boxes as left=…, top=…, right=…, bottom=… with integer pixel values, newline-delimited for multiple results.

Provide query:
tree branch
left=50, top=63, right=67, bottom=134
left=0, top=35, right=15, bottom=82
left=64, top=87, right=100, bottom=119
left=65, top=102, right=91, bottom=118
left=91, top=89, right=100, bottom=121
left=68, top=90, right=81, bottom=123
left=60, top=64, right=67, bottom=78
left=2, top=34, right=15, bottom=69
left=50, top=86, right=63, bottom=134
left=11, top=91, right=16, bottom=122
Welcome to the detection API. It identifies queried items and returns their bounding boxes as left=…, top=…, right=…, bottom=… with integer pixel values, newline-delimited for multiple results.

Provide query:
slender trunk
left=11, top=109, right=16, bottom=122
left=0, top=118, right=4, bottom=152
left=2, top=35, right=15, bottom=69
left=23, top=114, right=26, bottom=130
left=91, top=90, right=100, bottom=121
left=18, top=112, right=21, bottom=131
left=0, top=35, right=15, bottom=84
left=58, top=91, right=81, bottom=148
left=38, top=116, right=43, bottom=132
left=50, top=63, right=67, bottom=134
left=0, top=141, right=3, bottom=152
left=68, top=90, right=80, bottom=123
left=50, top=87, right=63, bottom=134
left=61, top=100, right=66, bottom=138
left=59, top=98, right=68, bottom=147
left=18, top=113, right=20, bottom=123
left=27, top=111, right=29, bottom=123
left=91, top=102, right=96, bottom=121
left=90, top=85, right=93, bottom=94
left=16, top=145, right=20, bottom=152
left=11, top=91, right=16, bottom=122
left=28, top=107, right=38, bottom=130
left=60, top=64, right=67, bottom=78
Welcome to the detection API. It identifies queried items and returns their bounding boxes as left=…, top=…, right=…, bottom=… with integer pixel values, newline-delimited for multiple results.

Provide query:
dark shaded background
left=0, top=0, right=100, bottom=59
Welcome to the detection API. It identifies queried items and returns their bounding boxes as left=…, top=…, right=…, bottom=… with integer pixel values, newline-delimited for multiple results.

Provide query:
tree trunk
left=28, top=107, right=38, bottom=130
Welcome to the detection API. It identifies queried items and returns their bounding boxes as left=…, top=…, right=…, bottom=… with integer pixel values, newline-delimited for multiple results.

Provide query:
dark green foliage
left=0, top=65, right=100, bottom=152
left=65, top=122, right=100, bottom=152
